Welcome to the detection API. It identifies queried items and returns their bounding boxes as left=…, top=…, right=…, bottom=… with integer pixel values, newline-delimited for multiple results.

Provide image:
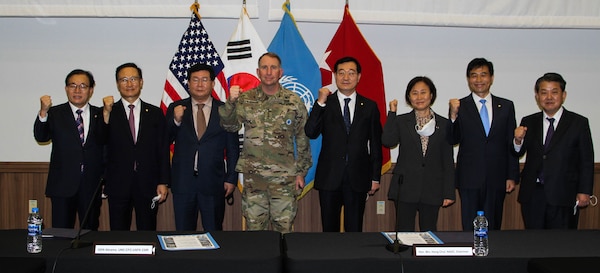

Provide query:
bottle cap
left=477, top=210, right=484, bottom=216
left=32, top=207, right=39, bottom=213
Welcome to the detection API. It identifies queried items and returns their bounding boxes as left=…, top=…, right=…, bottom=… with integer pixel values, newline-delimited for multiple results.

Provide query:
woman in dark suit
left=382, top=76, right=455, bottom=231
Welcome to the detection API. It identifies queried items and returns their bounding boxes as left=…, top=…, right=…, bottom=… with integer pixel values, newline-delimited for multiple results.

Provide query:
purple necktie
left=539, top=118, right=556, bottom=184
left=544, top=118, right=555, bottom=151
left=128, top=104, right=136, bottom=144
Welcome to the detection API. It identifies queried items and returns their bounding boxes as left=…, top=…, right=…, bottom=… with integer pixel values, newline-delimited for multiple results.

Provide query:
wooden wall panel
left=1, top=162, right=599, bottom=232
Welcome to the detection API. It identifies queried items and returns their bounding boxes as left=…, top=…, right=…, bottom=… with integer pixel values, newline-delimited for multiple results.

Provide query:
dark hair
left=334, top=56, right=361, bottom=74
left=115, top=62, right=143, bottom=81
left=535, top=72, right=566, bottom=93
left=188, top=63, right=216, bottom=81
left=65, top=69, right=95, bottom=88
left=404, top=76, right=437, bottom=106
left=258, top=52, right=282, bottom=66
left=466, top=58, right=494, bottom=77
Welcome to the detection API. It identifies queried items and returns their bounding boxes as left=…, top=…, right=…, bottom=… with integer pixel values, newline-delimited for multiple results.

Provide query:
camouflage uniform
left=219, top=84, right=312, bottom=233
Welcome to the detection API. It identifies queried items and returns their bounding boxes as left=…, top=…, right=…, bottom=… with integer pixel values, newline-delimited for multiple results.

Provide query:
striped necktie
left=75, top=109, right=84, bottom=145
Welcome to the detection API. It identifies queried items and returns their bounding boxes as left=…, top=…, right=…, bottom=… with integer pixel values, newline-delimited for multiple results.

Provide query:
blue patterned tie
left=343, top=98, right=351, bottom=134
left=479, top=99, right=490, bottom=136
left=75, top=109, right=84, bottom=145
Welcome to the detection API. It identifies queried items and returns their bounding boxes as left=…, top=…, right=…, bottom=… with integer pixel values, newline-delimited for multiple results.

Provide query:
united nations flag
left=268, top=1, right=321, bottom=198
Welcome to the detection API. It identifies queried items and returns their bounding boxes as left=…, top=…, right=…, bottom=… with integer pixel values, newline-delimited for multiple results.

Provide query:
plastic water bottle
left=473, top=210, right=489, bottom=256
left=27, top=207, right=43, bottom=253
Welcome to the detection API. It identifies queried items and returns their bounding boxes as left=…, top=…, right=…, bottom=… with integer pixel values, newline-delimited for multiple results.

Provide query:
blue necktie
left=343, top=98, right=351, bottom=134
left=75, top=109, right=84, bottom=145
left=479, top=99, right=490, bottom=136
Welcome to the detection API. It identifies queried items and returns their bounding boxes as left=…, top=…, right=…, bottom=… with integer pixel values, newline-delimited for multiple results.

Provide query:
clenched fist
left=39, top=95, right=52, bottom=118
left=317, top=87, right=331, bottom=104
left=389, top=99, right=398, bottom=113
left=229, top=85, right=241, bottom=102
left=514, top=126, right=527, bottom=145
left=102, top=96, right=114, bottom=123
left=173, top=105, right=186, bottom=123
left=448, top=98, right=461, bottom=120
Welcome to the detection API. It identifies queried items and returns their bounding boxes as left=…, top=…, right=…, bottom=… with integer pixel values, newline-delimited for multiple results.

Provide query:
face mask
left=415, top=117, right=436, bottom=137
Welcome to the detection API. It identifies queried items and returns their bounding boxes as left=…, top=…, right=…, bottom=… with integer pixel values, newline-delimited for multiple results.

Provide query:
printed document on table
left=381, top=231, right=443, bottom=246
left=157, top=233, right=220, bottom=251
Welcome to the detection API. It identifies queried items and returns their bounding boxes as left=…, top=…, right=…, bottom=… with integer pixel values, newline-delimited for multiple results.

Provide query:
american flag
left=161, top=5, right=228, bottom=114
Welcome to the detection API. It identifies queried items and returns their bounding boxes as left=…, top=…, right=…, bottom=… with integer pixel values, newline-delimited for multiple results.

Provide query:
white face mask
left=415, top=117, right=436, bottom=137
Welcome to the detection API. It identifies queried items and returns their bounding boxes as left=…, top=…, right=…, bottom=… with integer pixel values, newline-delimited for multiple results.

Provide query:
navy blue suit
left=448, top=94, right=519, bottom=230
left=102, top=100, right=170, bottom=231
left=166, top=98, right=239, bottom=231
left=34, top=103, right=104, bottom=230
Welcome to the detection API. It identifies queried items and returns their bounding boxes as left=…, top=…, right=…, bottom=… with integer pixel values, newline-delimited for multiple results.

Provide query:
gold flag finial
left=190, top=1, right=201, bottom=19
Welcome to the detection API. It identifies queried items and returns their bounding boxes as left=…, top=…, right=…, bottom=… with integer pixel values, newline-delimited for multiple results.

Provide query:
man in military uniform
left=219, top=52, right=312, bottom=233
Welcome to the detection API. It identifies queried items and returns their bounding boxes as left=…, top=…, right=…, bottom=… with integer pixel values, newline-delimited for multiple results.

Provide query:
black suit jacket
left=448, top=94, right=519, bottom=190
left=102, top=100, right=170, bottom=199
left=382, top=111, right=455, bottom=205
left=166, top=98, right=239, bottom=196
left=305, top=92, right=382, bottom=192
left=34, top=103, right=105, bottom=198
left=515, top=109, right=594, bottom=207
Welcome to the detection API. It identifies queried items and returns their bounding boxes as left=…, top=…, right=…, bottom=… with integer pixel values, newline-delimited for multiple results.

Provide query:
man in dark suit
left=514, top=72, right=594, bottom=229
left=448, top=58, right=519, bottom=230
left=166, top=63, right=239, bottom=231
left=34, top=69, right=104, bottom=230
left=101, top=63, right=170, bottom=231
left=305, top=56, right=382, bottom=232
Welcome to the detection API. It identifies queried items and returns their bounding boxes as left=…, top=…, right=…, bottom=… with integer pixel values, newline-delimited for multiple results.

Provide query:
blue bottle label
left=474, top=229, right=487, bottom=237
left=27, top=223, right=40, bottom=236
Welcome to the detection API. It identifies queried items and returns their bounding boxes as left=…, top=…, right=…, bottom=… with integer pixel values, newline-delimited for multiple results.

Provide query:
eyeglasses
left=67, top=83, right=90, bottom=91
left=118, top=76, right=140, bottom=84
left=336, top=70, right=358, bottom=78
left=190, top=77, right=211, bottom=84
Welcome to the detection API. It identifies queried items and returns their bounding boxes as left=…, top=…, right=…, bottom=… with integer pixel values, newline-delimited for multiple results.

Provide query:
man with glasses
left=101, top=62, right=170, bottom=231
left=166, top=63, right=239, bottom=231
left=34, top=69, right=105, bottom=230
left=305, top=56, right=383, bottom=232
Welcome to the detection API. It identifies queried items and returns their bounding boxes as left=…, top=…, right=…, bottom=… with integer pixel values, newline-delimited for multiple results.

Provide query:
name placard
left=413, top=244, right=473, bottom=257
left=94, top=243, right=155, bottom=255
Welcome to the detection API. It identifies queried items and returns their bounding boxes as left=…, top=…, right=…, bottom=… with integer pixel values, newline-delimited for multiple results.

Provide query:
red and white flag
left=221, top=4, right=267, bottom=190
left=161, top=3, right=227, bottom=114
left=221, top=5, right=267, bottom=94
left=320, top=4, right=391, bottom=173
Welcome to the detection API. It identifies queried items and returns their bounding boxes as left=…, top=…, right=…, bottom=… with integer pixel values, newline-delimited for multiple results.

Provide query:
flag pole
left=190, top=1, right=200, bottom=19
